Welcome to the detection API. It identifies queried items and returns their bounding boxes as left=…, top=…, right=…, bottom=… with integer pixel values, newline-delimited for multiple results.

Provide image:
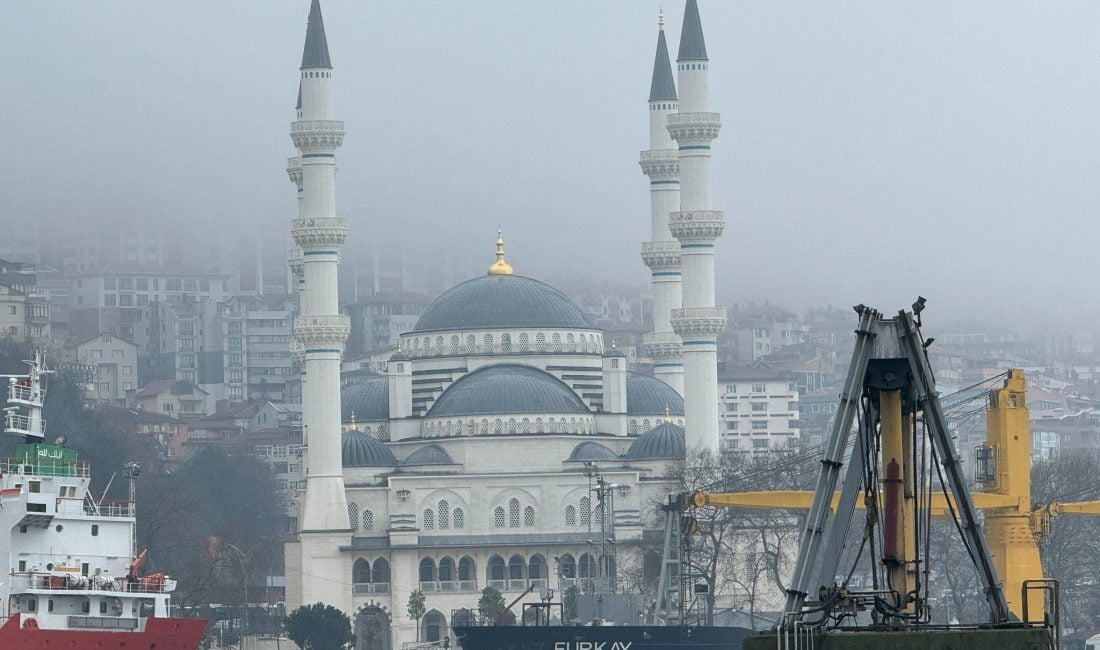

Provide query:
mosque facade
left=283, top=1, right=722, bottom=647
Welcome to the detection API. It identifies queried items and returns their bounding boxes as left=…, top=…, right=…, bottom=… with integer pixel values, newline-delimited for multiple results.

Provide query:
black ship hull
left=453, top=624, right=752, bottom=650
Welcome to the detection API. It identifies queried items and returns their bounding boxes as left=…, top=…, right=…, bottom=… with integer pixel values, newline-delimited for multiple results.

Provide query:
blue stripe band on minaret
left=652, top=271, right=681, bottom=277
left=305, top=348, right=343, bottom=354
left=654, top=362, right=685, bottom=367
left=679, top=145, right=711, bottom=150
left=302, top=153, right=336, bottom=158
left=650, top=180, right=680, bottom=185
left=303, top=250, right=339, bottom=256
left=681, top=243, right=714, bottom=249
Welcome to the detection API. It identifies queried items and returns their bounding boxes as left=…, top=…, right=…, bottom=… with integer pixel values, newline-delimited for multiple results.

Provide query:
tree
left=407, top=589, right=426, bottom=641
left=284, top=603, right=353, bottom=650
left=562, top=585, right=580, bottom=623
left=477, top=586, right=506, bottom=624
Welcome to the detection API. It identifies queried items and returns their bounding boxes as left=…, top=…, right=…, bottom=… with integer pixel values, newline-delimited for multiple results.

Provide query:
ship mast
left=3, top=349, right=51, bottom=443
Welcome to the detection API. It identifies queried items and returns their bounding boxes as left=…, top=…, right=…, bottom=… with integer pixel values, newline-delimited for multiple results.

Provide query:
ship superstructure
left=0, top=351, right=205, bottom=648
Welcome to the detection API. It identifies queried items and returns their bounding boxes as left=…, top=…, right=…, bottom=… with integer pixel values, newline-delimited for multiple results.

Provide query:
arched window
left=480, top=419, right=488, bottom=434
left=642, top=418, right=651, bottom=432
left=466, top=335, right=476, bottom=353
left=536, top=333, right=546, bottom=352
left=435, top=336, right=444, bottom=353
left=453, top=507, right=465, bottom=529
left=565, top=505, right=576, bottom=526
left=372, top=558, right=390, bottom=584
left=414, top=339, right=421, bottom=355
left=419, top=558, right=436, bottom=583
left=422, top=611, right=444, bottom=646
left=493, top=507, right=506, bottom=528
left=521, top=418, right=530, bottom=433
left=529, top=555, right=545, bottom=580
left=509, top=498, right=521, bottom=528
left=423, top=611, right=446, bottom=643
left=450, top=335, right=460, bottom=354
left=438, top=557, right=455, bottom=583
left=501, top=333, right=512, bottom=352
left=488, top=555, right=506, bottom=582
left=535, top=418, right=544, bottom=433
left=552, top=333, right=562, bottom=352
left=423, top=508, right=435, bottom=530
left=508, top=555, right=526, bottom=580
left=567, top=333, right=575, bottom=352
left=594, top=504, right=604, bottom=527
left=519, top=333, right=529, bottom=352
left=559, top=554, right=576, bottom=578
left=362, top=509, right=374, bottom=531
left=467, top=419, right=475, bottom=434
left=438, top=500, right=450, bottom=529
left=524, top=505, right=535, bottom=527
left=580, top=496, right=591, bottom=526
left=579, top=553, right=595, bottom=578
left=494, top=418, right=503, bottom=434
left=353, top=558, right=371, bottom=584
left=507, top=418, right=517, bottom=434
left=580, top=336, right=588, bottom=353
left=569, top=417, right=577, bottom=433
left=348, top=503, right=359, bottom=529
left=483, top=333, right=493, bottom=353
left=454, top=420, right=463, bottom=435
left=459, top=556, right=475, bottom=582
left=445, top=421, right=453, bottom=435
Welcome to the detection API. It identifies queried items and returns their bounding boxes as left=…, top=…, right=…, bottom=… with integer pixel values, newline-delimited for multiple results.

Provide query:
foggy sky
left=5, top=1, right=1100, bottom=329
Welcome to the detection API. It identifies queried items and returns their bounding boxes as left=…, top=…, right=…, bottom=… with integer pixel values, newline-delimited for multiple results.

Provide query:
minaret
left=287, top=83, right=305, bottom=294
left=289, top=0, right=352, bottom=609
left=668, top=0, right=725, bottom=452
left=640, top=11, right=684, bottom=397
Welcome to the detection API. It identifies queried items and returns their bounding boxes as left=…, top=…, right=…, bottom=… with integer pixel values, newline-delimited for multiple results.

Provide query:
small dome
left=566, top=441, right=619, bottom=463
left=411, top=275, right=594, bottom=333
left=625, top=422, right=685, bottom=461
left=341, top=376, right=389, bottom=422
left=390, top=351, right=410, bottom=362
left=603, top=347, right=627, bottom=358
left=403, top=444, right=455, bottom=466
left=342, top=430, right=397, bottom=467
left=626, top=372, right=684, bottom=416
left=426, top=364, right=590, bottom=418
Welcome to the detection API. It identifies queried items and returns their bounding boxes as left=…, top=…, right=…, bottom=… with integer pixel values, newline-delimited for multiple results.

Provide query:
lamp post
left=222, top=540, right=269, bottom=646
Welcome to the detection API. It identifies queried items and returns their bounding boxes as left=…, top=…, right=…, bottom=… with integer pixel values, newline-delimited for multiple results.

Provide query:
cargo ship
left=0, top=351, right=207, bottom=649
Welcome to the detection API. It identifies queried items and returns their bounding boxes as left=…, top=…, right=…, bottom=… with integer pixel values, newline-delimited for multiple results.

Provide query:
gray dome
left=426, top=364, right=590, bottom=418
left=627, top=372, right=684, bottom=416
left=342, top=430, right=397, bottom=467
left=403, top=444, right=455, bottom=466
left=566, top=441, right=619, bottom=463
left=411, top=275, right=594, bottom=333
left=625, top=422, right=685, bottom=461
left=603, top=347, right=627, bottom=358
left=341, top=376, right=389, bottom=422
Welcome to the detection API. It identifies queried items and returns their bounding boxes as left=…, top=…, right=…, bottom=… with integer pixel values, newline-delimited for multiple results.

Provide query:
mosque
left=282, top=1, right=724, bottom=647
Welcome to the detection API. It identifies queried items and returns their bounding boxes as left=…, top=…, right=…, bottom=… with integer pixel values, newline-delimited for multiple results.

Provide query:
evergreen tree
left=284, top=603, right=353, bottom=650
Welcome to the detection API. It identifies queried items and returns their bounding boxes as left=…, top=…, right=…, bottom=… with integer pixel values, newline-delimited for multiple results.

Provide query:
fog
left=5, top=1, right=1099, bottom=328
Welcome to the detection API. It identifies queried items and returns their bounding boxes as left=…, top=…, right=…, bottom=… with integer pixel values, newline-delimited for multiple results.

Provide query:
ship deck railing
left=0, top=457, right=89, bottom=478
left=10, top=572, right=173, bottom=594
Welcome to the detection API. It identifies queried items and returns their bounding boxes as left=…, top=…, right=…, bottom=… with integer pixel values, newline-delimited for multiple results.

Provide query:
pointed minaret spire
left=301, top=0, right=332, bottom=69
left=677, top=0, right=709, bottom=62
left=649, top=15, right=677, bottom=102
left=488, top=230, right=514, bottom=276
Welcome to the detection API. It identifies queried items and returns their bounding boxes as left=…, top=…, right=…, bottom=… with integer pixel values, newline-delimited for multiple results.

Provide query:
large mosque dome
left=626, top=372, right=684, bottom=416
left=411, top=274, right=594, bottom=333
left=426, top=364, right=589, bottom=418
left=341, top=376, right=389, bottom=422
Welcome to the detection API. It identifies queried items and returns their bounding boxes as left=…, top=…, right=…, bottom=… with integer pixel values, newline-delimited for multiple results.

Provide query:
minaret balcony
left=292, top=217, right=348, bottom=248
left=641, top=241, right=681, bottom=271
left=639, top=149, right=680, bottom=178
left=669, top=210, right=724, bottom=242
left=294, top=315, right=350, bottom=350
left=670, top=308, right=728, bottom=338
left=288, top=247, right=304, bottom=277
left=290, top=120, right=345, bottom=152
left=287, top=157, right=303, bottom=186
left=642, top=332, right=683, bottom=360
left=667, top=112, right=721, bottom=145
left=290, top=339, right=306, bottom=366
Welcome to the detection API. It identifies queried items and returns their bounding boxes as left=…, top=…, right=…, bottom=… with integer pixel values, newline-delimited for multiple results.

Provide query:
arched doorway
left=422, top=610, right=446, bottom=643
left=355, top=602, right=391, bottom=650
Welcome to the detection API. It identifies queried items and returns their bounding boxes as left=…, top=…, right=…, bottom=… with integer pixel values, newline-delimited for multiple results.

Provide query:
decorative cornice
left=642, top=332, right=683, bottom=360
left=288, top=247, right=304, bottom=277
left=290, top=339, right=306, bottom=366
left=294, top=315, right=350, bottom=350
left=292, top=217, right=347, bottom=249
left=669, top=210, right=724, bottom=242
left=290, top=119, right=345, bottom=153
left=641, top=241, right=681, bottom=271
left=286, top=156, right=303, bottom=186
left=667, top=112, right=721, bottom=145
left=671, top=307, right=727, bottom=337
left=639, top=149, right=680, bottom=179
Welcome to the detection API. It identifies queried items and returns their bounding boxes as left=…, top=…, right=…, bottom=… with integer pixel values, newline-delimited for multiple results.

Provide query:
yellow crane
left=686, top=369, right=1100, bottom=620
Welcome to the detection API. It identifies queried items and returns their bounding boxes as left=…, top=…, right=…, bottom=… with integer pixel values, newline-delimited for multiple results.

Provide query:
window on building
left=419, top=558, right=435, bottom=582
left=104, top=294, right=116, bottom=307
left=348, top=503, right=359, bottom=529
left=789, top=420, right=799, bottom=430
left=493, top=507, right=506, bottom=528
left=752, top=420, right=768, bottom=430
left=579, top=496, right=591, bottom=526
left=7, top=306, right=15, bottom=315
left=423, top=508, right=435, bottom=530
left=453, top=507, right=464, bottom=529
left=752, top=384, right=766, bottom=393
left=753, top=439, right=769, bottom=449
left=725, top=384, right=735, bottom=394
left=122, top=366, right=132, bottom=375
left=565, top=505, right=576, bottom=526
left=508, top=498, right=520, bottom=528
left=726, top=403, right=738, bottom=412
left=559, top=554, right=576, bottom=578
left=437, top=500, right=450, bottom=529
left=524, top=505, right=535, bottom=527
left=751, top=402, right=767, bottom=412
left=726, top=421, right=738, bottom=431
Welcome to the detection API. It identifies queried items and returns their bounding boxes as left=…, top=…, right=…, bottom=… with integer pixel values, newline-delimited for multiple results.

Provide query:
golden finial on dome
left=664, top=405, right=672, bottom=423
left=487, top=229, right=514, bottom=276
left=350, top=410, right=357, bottom=429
